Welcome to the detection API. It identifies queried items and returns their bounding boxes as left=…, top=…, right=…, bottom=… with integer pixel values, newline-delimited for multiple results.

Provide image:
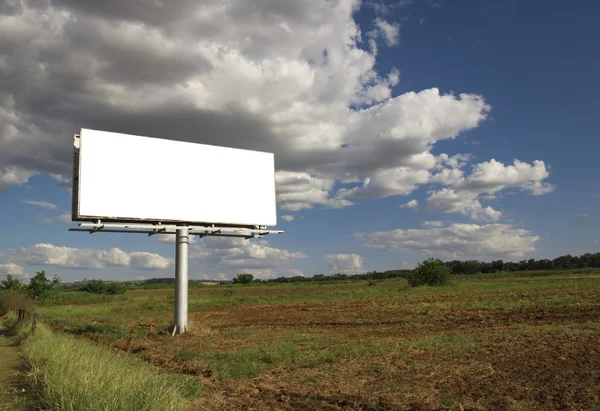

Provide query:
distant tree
left=462, top=260, right=483, bottom=275
left=1, top=274, right=23, bottom=291
left=408, top=258, right=451, bottom=287
left=27, top=270, right=54, bottom=299
left=233, top=273, right=254, bottom=284
left=492, top=260, right=505, bottom=272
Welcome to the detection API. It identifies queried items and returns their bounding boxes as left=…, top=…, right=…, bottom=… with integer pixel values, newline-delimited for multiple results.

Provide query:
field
left=38, top=273, right=600, bottom=410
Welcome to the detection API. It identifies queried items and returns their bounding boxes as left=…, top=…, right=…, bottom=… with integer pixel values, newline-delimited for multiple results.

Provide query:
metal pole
left=173, top=227, right=189, bottom=335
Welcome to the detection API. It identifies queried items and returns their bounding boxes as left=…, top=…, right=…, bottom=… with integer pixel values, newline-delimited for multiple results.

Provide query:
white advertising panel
left=73, top=128, right=277, bottom=227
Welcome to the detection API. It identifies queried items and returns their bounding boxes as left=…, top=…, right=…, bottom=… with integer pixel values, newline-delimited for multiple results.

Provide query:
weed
left=21, top=324, right=200, bottom=411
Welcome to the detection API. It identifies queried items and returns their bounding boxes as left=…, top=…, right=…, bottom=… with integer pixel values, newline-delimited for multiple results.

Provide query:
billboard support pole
left=173, top=226, right=189, bottom=335
left=70, top=221, right=283, bottom=336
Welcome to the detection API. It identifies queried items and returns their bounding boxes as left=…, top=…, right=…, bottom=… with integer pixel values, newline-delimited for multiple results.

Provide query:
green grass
left=35, top=271, right=600, bottom=342
left=20, top=323, right=201, bottom=411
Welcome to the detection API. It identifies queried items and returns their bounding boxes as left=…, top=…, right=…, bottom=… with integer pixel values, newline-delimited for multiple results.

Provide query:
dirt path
left=0, top=317, right=24, bottom=411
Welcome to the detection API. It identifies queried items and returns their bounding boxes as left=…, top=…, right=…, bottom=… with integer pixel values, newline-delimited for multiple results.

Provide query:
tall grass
left=0, top=290, right=35, bottom=315
left=20, top=324, right=200, bottom=411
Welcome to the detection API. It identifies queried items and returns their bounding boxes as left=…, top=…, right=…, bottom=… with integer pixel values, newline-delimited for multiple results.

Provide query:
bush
left=27, top=270, right=60, bottom=299
left=1, top=274, right=24, bottom=291
left=233, top=273, right=254, bottom=284
left=78, top=279, right=126, bottom=295
left=408, top=258, right=451, bottom=287
left=0, top=290, right=35, bottom=316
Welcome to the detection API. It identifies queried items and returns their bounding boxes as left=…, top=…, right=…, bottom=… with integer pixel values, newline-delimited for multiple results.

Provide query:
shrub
left=408, top=258, right=451, bottom=287
left=1, top=274, right=24, bottom=291
left=79, top=279, right=126, bottom=295
left=233, top=273, right=254, bottom=284
left=0, top=290, right=35, bottom=315
left=27, top=270, right=60, bottom=299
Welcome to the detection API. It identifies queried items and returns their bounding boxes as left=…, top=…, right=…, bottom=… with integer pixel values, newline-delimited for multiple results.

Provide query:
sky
left=1, top=0, right=599, bottom=283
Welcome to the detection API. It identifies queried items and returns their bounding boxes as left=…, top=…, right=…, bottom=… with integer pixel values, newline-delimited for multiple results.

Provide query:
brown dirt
left=0, top=318, right=25, bottom=411
left=51, top=300, right=600, bottom=410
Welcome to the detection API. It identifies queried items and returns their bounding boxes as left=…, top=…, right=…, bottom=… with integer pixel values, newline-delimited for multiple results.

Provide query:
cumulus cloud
left=355, top=223, right=539, bottom=259
left=281, top=215, right=295, bottom=222
left=129, top=252, right=171, bottom=270
left=0, top=263, right=29, bottom=279
left=0, top=0, right=498, bottom=213
left=276, top=172, right=352, bottom=211
left=325, top=253, right=366, bottom=274
left=0, top=0, right=552, bottom=223
left=405, top=159, right=554, bottom=222
left=21, top=200, right=58, bottom=209
left=1, top=244, right=172, bottom=270
left=190, top=237, right=307, bottom=275
left=422, top=220, right=443, bottom=227
left=0, top=167, right=37, bottom=191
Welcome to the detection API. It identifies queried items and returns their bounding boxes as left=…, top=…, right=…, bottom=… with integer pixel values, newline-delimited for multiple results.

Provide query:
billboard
left=72, top=128, right=277, bottom=227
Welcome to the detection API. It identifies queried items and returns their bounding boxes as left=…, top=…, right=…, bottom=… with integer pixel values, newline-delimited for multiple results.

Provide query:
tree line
left=443, top=252, right=600, bottom=275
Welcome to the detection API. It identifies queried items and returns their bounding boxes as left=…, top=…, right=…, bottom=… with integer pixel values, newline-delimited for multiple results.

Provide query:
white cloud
left=21, top=200, right=58, bottom=209
left=574, top=213, right=592, bottom=221
left=325, top=253, right=366, bottom=274
left=154, top=234, right=197, bottom=244
left=42, top=217, right=54, bottom=224
left=0, top=0, right=551, bottom=223
left=356, top=223, right=539, bottom=259
left=405, top=158, right=554, bottom=222
left=0, top=0, right=496, bottom=213
left=276, top=269, right=305, bottom=277
left=369, top=18, right=400, bottom=46
left=57, top=212, right=72, bottom=223
left=422, top=220, right=443, bottom=227
left=281, top=215, right=295, bottom=222
left=49, top=173, right=72, bottom=188
left=129, top=252, right=171, bottom=270
left=401, top=199, right=419, bottom=209
left=276, top=172, right=352, bottom=211
left=1, top=244, right=172, bottom=271
left=0, top=167, right=36, bottom=191
left=0, top=263, right=29, bottom=280
left=424, top=188, right=503, bottom=222
left=190, top=237, right=307, bottom=275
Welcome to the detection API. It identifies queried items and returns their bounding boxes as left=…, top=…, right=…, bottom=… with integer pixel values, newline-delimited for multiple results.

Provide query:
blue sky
left=0, top=0, right=598, bottom=282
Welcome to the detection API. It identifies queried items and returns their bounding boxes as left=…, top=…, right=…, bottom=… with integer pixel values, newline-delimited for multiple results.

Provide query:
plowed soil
left=47, top=277, right=600, bottom=410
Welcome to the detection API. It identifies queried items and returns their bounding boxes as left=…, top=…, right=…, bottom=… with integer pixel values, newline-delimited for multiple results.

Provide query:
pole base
left=171, top=324, right=188, bottom=336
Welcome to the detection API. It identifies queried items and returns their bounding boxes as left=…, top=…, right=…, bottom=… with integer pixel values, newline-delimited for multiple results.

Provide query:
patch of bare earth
left=0, top=319, right=25, bottom=411
left=52, top=300, right=600, bottom=410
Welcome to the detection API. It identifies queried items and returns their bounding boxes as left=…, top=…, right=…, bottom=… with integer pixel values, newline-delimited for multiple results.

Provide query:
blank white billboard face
left=74, top=129, right=277, bottom=227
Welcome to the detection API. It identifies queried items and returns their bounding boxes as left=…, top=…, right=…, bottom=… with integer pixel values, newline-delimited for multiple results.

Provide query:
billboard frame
left=71, top=130, right=277, bottom=228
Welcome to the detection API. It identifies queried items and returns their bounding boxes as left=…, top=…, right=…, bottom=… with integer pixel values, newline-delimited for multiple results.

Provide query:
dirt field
left=42, top=274, right=600, bottom=410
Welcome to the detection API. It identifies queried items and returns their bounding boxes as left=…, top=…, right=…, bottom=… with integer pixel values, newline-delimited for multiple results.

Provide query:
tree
left=408, top=258, right=451, bottom=287
left=492, top=260, right=505, bottom=272
left=27, top=270, right=55, bottom=299
left=233, top=273, right=254, bottom=284
left=0, top=274, right=23, bottom=291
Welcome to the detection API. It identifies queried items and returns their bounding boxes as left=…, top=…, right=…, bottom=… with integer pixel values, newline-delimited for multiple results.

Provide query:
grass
left=17, top=321, right=201, bottom=411
left=25, top=270, right=600, bottom=410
